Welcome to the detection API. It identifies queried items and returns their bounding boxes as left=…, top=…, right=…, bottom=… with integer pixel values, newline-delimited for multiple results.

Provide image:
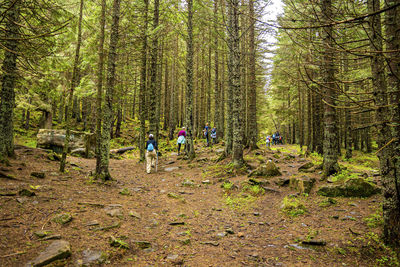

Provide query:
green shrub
left=281, top=196, right=307, bottom=217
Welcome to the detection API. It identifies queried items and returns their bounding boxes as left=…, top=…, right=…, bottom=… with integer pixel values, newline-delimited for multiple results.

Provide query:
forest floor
left=0, top=142, right=396, bottom=266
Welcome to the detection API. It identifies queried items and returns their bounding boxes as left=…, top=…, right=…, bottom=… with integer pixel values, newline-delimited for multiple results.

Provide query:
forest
left=0, top=0, right=400, bottom=266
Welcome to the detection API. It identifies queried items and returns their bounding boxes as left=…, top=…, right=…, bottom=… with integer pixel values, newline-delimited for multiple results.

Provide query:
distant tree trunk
left=0, top=0, right=19, bottom=161
left=321, top=0, right=339, bottom=177
left=220, top=54, right=226, bottom=139
left=139, top=0, right=149, bottom=161
left=148, top=0, right=160, bottom=139
left=95, top=0, right=106, bottom=174
left=247, top=0, right=258, bottom=150
left=185, top=0, right=195, bottom=160
left=97, top=0, right=121, bottom=180
left=383, top=0, right=400, bottom=246
left=155, top=43, right=163, bottom=142
left=163, top=58, right=169, bottom=131
left=298, top=81, right=304, bottom=151
left=240, top=0, right=247, bottom=148
left=343, top=50, right=352, bottom=159
left=228, top=0, right=244, bottom=167
left=306, top=88, right=312, bottom=151
left=60, top=0, right=84, bottom=172
left=115, top=105, right=122, bottom=137
left=169, top=35, right=179, bottom=140
left=313, top=86, right=323, bottom=154
left=25, top=109, right=30, bottom=130
left=213, top=0, right=220, bottom=143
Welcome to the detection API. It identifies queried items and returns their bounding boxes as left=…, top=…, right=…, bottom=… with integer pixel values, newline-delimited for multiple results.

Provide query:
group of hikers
left=265, top=131, right=283, bottom=148
left=145, top=123, right=218, bottom=173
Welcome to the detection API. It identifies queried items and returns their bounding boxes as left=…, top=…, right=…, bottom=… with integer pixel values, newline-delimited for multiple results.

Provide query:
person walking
left=203, top=123, right=210, bottom=147
left=211, top=126, right=217, bottom=145
left=266, top=135, right=271, bottom=148
left=145, top=134, right=158, bottom=174
left=177, top=127, right=186, bottom=155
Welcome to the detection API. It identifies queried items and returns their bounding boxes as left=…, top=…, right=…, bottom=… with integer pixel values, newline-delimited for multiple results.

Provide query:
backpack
left=147, top=142, right=154, bottom=152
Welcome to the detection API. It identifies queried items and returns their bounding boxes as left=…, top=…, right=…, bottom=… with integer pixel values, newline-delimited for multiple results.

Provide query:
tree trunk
left=97, top=0, right=121, bottom=180
left=148, top=0, right=160, bottom=139
left=321, top=0, right=339, bottom=177
left=139, top=0, right=149, bottom=162
left=247, top=0, right=258, bottom=150
left=95, top=0, right=106, bottom=174
left=60, top=0, right=84, bottom=172
left=185, top=0, right=196, bottom=160
left=228, top=0, right=244, bottom=167
left=383, top=0, right=400, bottom=246
left=0, top=0, right=19, bottom=160
left=213, top=0, right=220, bottom=143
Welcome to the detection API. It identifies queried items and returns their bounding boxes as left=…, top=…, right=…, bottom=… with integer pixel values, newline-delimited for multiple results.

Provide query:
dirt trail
left=0, top=145, right=382, bottom=266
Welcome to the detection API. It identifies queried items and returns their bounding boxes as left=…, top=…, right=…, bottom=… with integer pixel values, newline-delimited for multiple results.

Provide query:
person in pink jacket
left=177, top=127, right=186, bottom=155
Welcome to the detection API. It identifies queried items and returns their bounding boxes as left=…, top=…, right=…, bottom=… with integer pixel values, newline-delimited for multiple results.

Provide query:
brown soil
left=0, top=144, right=385, bottom=266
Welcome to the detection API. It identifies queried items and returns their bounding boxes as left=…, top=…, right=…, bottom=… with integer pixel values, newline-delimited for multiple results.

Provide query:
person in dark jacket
left=145, top=134, right=158, bottom=174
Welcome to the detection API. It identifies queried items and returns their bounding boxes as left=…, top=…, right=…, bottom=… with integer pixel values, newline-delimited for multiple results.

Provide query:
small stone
left=109, top=236, right=129, bottom=249
left=29, top=240, right=71, bottom=267
left=106, top=209, right=123, bottom=218
left=238, top=232, right=245, bottom=238
left=52, top=213, right=72, bottom=224
left=202, top=180, right=211, bottom=184
left=165, top=167, right=180, bottom=172
left=86, top=220, right=99, bottom=226
left=200, top=241, right=219, bottom=246
left=216, top=232, right=226, bottom=237
left=80, top=249, right=105, bottom=266
left=169, top=221, right=185, bottom=226
left=129, top=211, right=141, bottom=219
left=167, top=254, right=179, bottom=260
left=41, top=235, right=62, bottom=241
left=18, top=189, right=36, bottom=197
left=225, top=228, right=234, bottom=234
left=332, top=215, right=339, bottom=219
left=34, top=230, right=52, bottom=238
left=132, top=240, right=152, bottom=249
left=342, top=215, right=356, bottom=221
left=31, top=172, right=45, bottom=179
left=253, top=212, right=261, bottom=216
left=16, top=197, right=28, bottom=204
left=179, top=238, right=191, bottom=245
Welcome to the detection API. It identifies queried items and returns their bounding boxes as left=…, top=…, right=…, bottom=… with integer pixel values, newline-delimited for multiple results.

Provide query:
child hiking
left=177, top=127, right=186, bottom=155
left=145, top=134, right=158, bottom=174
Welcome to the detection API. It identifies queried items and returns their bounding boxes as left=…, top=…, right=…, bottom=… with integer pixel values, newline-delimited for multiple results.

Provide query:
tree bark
left=0, top=0, right=19, bottom=160
left=185, top=0, right=196, bottom=160
left=383, top=0, right=400, bottom=246
left=213, top=0, right=220, bottom=143
left=139, top=0, right=149, bottom=162
left=97, top=0, right=121, bottom=180
left=60, top=0, right=84, bottom=172
left=321, top=0, right=339, bottom=177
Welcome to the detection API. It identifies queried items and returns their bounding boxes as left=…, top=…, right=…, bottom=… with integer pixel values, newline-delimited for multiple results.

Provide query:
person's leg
left=146, top=151, right=151, bottom=173
left=178, top=143, right=181, bottom=154
left=151, top=151, right=156, bottom=167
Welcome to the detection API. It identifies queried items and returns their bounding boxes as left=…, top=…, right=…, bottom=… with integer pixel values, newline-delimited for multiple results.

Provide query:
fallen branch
left=78, top=202, right=105, bottom=208
left=0, top=171, right=22, bottom=181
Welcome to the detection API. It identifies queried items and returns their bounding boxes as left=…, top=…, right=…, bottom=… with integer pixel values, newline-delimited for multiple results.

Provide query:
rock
left=262, top=187, right=281, bottom=194
left=169, top=221, right=185, bottom=226
left=200, top=241, right=219, bottom=246
left=37, top=129, right=95, bottom=155
left=79, top=249, right=105, bottom=266
left=106, top=209, right=123, bottom=218
left=71, top=148, right=87, bottom=157
left=19, top=189, right=36, bottom=197
left=290, top=176, right=316, bottom=194
left=284, top=244, right=311, bottom=250
left=29, top=240, right=71, bottom=267
left=179, top=238, right=191, bottom=245
left=132, top=240, right=152, bottom=249
left=16, top=197, right=28, bottom=204
left=225, top=228, right=234, bottom=234
left=317, top=178, right=381, bottom=198
left=182, top=179, right=196, bottom=187
left=34, top=230, right=52, bottom=238
left=301, top=240, right=327, bottom=246
left=248, top=178, right=270, bottom=186
left=47, top=152, right=61, bottom=161
left=119, top=188, right=130, bottom=196
left=275, top=177, right=290, bottom=186
left=129, top=211, right=141, bottom=219
left=237, top=232, right=245, bottom=238
left=167, top=254, right=179, bottom=260
left=248, top=161, right=282, bottom=177
left=202, top=180, right=211, bottom=184
left=216, top=232, right=226, bottom=238
left=86, top=220, right=100, bottom=226
left=109, top=236, right=129, bottom=249
left=41, top=235, right=62, bottom=241
left=342, top=216, right=356, bottom=221
left=52, top=213, right=72, bottom=224
left=31, top=172, right=45, bottom=179
left=253, top=212, right=261, bottom=216
left=165, top=167, right=180, bottom=172
left=298, top=162, right=314, bottom=172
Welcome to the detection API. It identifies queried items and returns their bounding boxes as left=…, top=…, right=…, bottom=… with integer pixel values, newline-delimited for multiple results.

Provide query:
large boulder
left=290, top=176, right=316, bottom=194
left=248, top=161, right=282, bottom=177
left=37, top=129, right=95, bottom=155
left=317, top=178, right=381, bottom=198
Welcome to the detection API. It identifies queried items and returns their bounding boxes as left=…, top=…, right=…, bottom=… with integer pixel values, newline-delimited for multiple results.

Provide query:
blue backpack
left=147, top=143, right=154, bottom=151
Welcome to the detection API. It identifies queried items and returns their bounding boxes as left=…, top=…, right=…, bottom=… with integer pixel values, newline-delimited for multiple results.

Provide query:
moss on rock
left=317, top=178, right=381, bottom=198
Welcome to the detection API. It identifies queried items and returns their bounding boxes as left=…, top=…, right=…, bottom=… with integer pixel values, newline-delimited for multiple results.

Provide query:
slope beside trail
left=0, top=144, right=382, bottom=266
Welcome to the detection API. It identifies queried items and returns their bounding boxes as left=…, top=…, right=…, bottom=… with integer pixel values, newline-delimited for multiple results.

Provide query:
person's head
left=206, top=123, right=209, bottom=126
left=182, top=127, right=185, bottom=130
left=149, top=134, right=154, bottom=140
